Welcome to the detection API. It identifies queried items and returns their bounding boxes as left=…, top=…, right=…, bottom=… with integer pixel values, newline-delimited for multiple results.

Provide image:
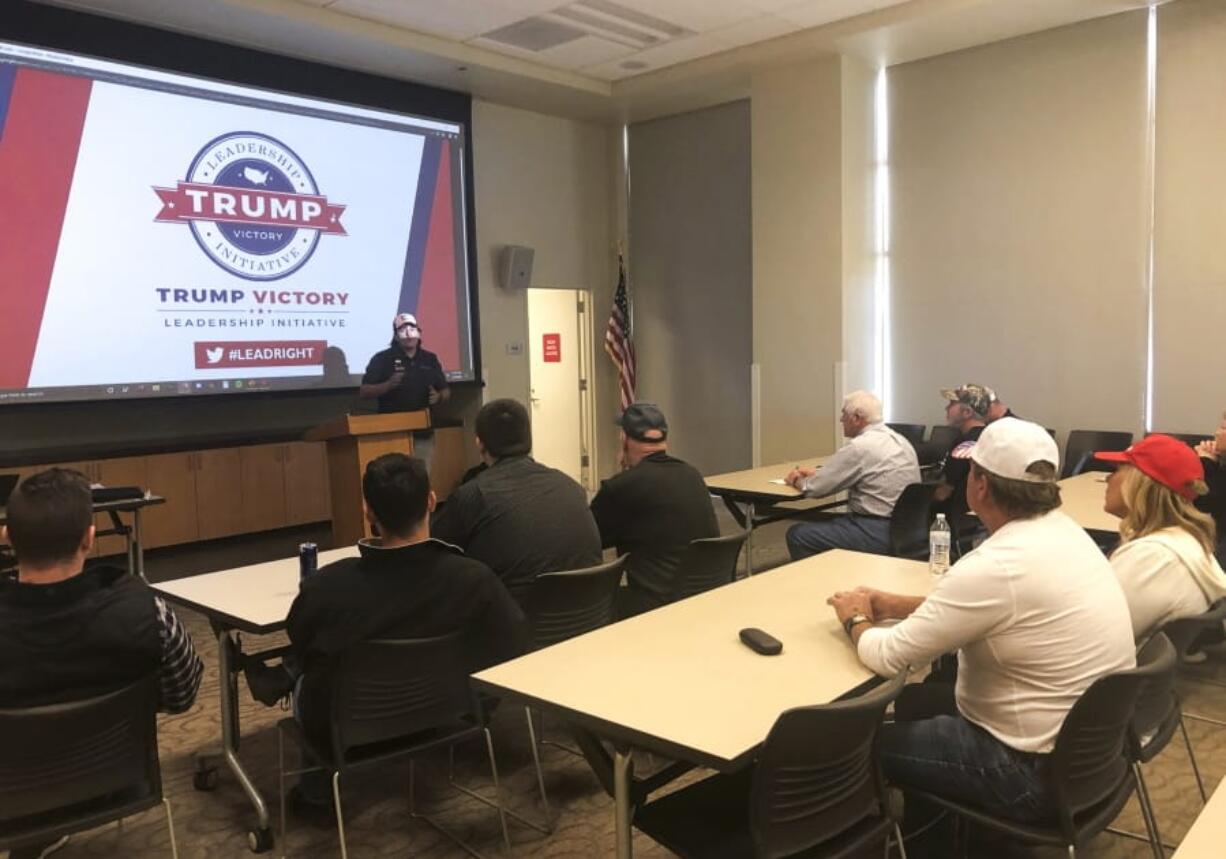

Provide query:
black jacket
left=286, top=539, right=527, bottom=747
left=0, top=565, right=162, bottom=708
left=432, top=456, right=601, bottom=603
left=590, top=452, right=718, bottom=608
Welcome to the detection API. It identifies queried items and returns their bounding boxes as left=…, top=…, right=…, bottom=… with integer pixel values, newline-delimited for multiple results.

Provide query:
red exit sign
left=543, top=333, right=561, bottom=363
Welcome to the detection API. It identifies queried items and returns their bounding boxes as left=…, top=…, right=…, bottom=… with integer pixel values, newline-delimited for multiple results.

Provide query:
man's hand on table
left=785, top=466, right=817, bottom=489
left=852, top=586, right=924, bottom=621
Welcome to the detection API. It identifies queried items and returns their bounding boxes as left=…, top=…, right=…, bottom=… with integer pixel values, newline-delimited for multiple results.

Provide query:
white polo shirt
left=857, top=509, right=1136, bottom=753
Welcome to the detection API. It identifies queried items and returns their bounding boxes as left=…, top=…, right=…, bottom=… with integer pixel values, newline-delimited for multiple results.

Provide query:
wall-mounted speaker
left=500, top=245, right=534, bottom=290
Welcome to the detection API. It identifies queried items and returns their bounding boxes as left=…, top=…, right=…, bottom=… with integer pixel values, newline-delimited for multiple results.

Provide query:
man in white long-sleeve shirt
left=784, top=390, right=920, bottom=559
left=827, top=418, right=1135, bottom=823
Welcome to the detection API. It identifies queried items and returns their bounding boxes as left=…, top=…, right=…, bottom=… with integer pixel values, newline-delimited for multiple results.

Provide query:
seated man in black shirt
left=0, top=468, right=203, bottom=859
left=255, top=453, right=527, bottom=815
left=935, top=384, right=990, bottom=536
left=590, top=403, right=719, bottom=618
left=433, top=398, right=601, bottom=604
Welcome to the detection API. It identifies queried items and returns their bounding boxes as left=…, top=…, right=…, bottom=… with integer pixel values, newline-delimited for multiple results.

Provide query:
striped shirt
left=154, top=596, right=204, bottom=713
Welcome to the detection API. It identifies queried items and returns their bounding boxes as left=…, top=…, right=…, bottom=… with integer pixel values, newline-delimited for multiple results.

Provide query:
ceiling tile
left=587, top=0, right=762, bottom=34
left=537, top=33, right=641, bottom=68
left=329, top=0, right=556, bottom=41
left=708, top=14, right=797, bottom=49
left=774, top=0, right=907, bottom=29
left=581, top=31, right=728, bottom=78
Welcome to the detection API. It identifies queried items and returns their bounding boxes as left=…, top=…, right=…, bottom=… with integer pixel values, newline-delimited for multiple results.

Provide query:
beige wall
left=628, top=101, right=753, bottom=475
left=888, top=11, right=1150, bottom=445
left=470, top=100, right=619, bottom=474
left=1153, top=0, right=1226, bottom=433
left=752, top=57, right=846, bottom=464
left=839, top=56, right=879, bottom=403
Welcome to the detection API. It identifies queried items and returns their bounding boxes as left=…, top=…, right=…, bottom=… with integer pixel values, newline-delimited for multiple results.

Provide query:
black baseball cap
left=617, top=402, right=668, bottom=442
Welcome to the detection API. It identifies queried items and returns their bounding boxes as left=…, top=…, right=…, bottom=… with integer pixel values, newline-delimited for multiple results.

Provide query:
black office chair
left=0, top=675, right=178, bottom=858
left=1105, top=632, right=1197, bottom=856
left=1162, top=599, right=1226, bottom=733
left=887, top=423, right=926, bottom=446
left=928, top=425, right=959, bottom=450
left=1062, top=430, right=1133, bottom=479
left=669, top=532, right=748, bottom=602
left=1150, top=431, right=1211, bottom=448
left=520, top=555, right=627, bottom=830
left=889, top=483, right=940, bottom=561
left=897, top=633, right=1173, bottom=858
left=277, top=634, right=510, bottom=859
left=526, top=555, right=626, bottom=650
left=632, top=672, right=908, bottom=858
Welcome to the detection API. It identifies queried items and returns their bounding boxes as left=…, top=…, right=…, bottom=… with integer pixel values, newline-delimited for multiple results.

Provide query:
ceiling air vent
left=481, top=18, right=587, bottom=52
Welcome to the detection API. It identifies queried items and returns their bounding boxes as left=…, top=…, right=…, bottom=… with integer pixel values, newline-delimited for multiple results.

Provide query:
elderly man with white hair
left=784, top=390, right=921, bottom=559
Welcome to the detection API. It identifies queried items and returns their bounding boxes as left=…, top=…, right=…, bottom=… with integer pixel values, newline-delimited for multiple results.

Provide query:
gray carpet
left=14, top=512, right=1226, bottom=858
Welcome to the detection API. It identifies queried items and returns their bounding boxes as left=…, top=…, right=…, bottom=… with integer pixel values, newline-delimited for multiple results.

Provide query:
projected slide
left=0, top=40, right=474, bottom=404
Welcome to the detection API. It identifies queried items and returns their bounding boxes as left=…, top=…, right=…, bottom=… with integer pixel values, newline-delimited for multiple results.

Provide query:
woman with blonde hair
left=1097, top=434, right=1226, bottom=641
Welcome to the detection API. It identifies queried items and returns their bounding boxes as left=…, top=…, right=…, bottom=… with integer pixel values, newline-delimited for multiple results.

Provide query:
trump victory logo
left=153, top=132, right=346, bottom=281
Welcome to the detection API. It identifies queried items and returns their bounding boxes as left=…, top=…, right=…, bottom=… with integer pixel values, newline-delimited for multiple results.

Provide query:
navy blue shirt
left=362, top=344, right=447, bottom=415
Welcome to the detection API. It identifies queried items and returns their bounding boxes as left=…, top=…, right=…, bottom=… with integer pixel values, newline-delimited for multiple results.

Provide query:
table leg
left=744, top=502, right=755, bottom=577
left=613, top=746, right=634, bottom=859
left=133, top=508, right=147, bottom=581
left=217, top=628, right=270, bottom=834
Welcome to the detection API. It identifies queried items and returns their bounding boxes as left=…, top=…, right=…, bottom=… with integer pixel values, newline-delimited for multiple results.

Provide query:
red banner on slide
left=195, top=341, right=326, bottom=369
left=154, top=182, right=346, bottom=234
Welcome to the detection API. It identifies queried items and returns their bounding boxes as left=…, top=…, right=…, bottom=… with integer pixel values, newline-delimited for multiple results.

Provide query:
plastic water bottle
left=929, top=513, right=951, bottom=576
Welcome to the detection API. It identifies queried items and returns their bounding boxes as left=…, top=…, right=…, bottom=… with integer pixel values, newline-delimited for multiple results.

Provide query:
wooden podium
left=305, top=412, right=429, bottom=545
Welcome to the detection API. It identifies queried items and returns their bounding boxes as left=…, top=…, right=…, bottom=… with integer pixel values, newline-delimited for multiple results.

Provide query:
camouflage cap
left=940, top=384, right=992, bottom=418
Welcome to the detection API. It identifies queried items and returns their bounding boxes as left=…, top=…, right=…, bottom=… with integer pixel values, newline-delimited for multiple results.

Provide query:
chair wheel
left=193, top=767, right=219, bottom=791
left=248, top=827, right=274, bottom=853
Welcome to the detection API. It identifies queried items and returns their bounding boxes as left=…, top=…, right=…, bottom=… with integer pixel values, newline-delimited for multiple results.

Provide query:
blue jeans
left=882, top=684, right=1052, bottom=824
left=786, top=514, right=891, bottom=560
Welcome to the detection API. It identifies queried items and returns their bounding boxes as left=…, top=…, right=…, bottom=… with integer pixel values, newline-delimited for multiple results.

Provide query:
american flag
left=604, top=256, right=636, bottom=410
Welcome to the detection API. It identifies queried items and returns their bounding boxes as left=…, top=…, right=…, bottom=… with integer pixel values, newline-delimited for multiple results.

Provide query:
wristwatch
left=843, top=613, right=871, bottom=635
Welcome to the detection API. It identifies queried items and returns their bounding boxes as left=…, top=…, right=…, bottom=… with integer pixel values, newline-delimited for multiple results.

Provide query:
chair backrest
left=0, top=674, right=161, bottom=825
left=928, top=425, right=959, bottom=450
left=886, top=423, right=926, bottom=445
left=1162, top=598, right=1226, bottom=657
left=1062, top=430, right=1133, bottom=479
left=1048, top=633, right=1174, bottom=838
left=749, top=672, right=907, bottom=859
left=669, top=531, right=748, bottom=602
left=330, top=633, right=475, bottom=754
left=1129, top=632, right=1182, bottom=763
left=1151, top=431, right=1212, bottom=448
left=889, top=482, right=940, bottom=560
left=526, top=555, right=626, bottom=650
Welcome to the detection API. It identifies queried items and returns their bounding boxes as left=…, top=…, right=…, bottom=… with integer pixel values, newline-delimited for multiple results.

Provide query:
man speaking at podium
left=359, top=312, right=450, bottom=461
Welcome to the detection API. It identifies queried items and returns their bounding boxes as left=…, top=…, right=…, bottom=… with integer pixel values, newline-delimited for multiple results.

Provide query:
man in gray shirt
left=785, top=390, right=921, bottom=559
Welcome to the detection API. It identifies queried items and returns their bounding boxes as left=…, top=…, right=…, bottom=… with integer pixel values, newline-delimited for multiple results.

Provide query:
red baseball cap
left=1094, top=434, right=1205, bottom=500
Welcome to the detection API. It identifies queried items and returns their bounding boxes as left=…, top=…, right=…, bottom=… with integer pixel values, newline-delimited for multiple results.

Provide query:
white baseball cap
left=393, top=312, right=419, bottom=330
left=969, top=417, right=1059, bottom=483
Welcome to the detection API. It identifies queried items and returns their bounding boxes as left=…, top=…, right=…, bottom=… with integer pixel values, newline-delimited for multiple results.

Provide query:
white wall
left=888, top=11, right=1150, bottom=443
left=470, top=100, right=619, bottom=473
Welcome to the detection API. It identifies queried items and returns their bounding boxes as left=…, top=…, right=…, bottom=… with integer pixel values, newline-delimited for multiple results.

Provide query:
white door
left=527, top=288, right=587, bottom=485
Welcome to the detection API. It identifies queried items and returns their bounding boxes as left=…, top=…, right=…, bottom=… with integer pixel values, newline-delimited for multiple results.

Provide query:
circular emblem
left=184, top=132, right=322, bottom=281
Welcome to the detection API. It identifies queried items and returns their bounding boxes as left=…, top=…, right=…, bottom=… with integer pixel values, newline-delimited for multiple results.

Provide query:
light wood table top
left=1058, top=472, right=1121, bottom=534
left=705, top=455, right=832, bottom=502
left=151, top=545, right=359, bottom=634
left=1173, top=776, right=1226, bottom=857
left=473, top=549, right=933, bottom=771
